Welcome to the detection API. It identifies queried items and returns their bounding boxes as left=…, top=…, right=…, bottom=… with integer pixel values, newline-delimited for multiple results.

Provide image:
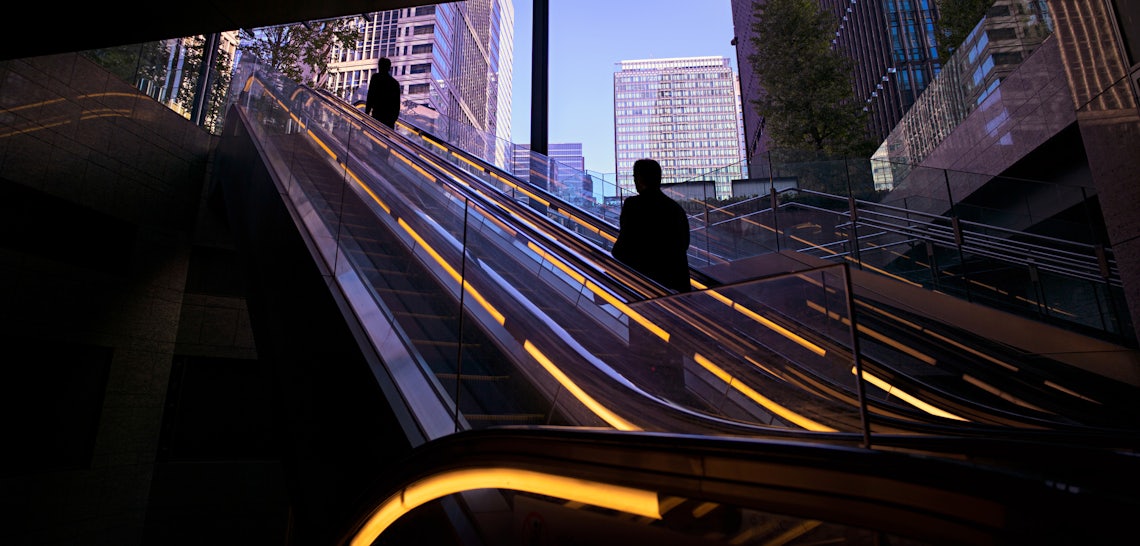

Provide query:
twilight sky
left=509, top=0, right=740, bottom=175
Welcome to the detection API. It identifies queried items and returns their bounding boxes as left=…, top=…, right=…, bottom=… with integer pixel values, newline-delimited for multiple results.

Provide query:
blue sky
left=509, top=1, right=739, bottom=175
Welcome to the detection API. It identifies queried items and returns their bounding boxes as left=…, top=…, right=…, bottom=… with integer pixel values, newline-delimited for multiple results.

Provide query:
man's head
left=632, top=158, right=662, bottom=193
left=378, top=57, right=392, bottom=73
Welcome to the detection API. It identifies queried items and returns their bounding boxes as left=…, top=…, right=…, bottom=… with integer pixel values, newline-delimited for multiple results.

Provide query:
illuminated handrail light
left=524, top=341, right=640, bottom=431
left=705, top=290, right=827, bottom=357
left=694, top=354, right=836, bottom=432
left=397, top=217, right=506, bottom=326
left=852, top=366, right=967, bottom=421
left=806, top=301, right=936, bottom=365
left=350, top=467, right=661, bottom=546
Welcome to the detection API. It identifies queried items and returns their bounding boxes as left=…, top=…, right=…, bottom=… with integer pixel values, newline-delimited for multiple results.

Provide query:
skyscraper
left=731, top=0, right=942, bottom=155
left=730, top=0, right=770, bottom=167
left=325, top=1, right=514, bottom=165
left=613, top=56, right=746, bottom=199
left=873, top=0, right=1055, bottom=187
left=821, top=0, right=942, bottom=144
left=511, top=142, right=593, bottom=205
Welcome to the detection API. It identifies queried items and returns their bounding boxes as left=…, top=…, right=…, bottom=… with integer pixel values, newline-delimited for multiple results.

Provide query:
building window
left=408, top=83, right=430, bottom=94
left=415, top=6, right=436, bottom=16
left=414, top=24, right=435, bottom=36
left=411, top=43, right=433, bottom=55
left=410, top=63, right=432, bottom=74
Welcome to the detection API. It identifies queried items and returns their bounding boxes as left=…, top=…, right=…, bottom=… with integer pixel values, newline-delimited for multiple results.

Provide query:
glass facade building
left=325, top=1, right=514, bottom=165
left=873, top=0, right=1054, bottom=188
left=510, top=142, right=593, bottom=205
left=613, top=56, right=746, bottom=199
left=820, top=0, right=942, bottom=144
left=731, top=0, right=941, bottom=163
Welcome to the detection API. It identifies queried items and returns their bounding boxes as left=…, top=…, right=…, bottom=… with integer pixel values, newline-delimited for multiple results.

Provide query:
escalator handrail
left=337, top=427, right=1140, bottom=546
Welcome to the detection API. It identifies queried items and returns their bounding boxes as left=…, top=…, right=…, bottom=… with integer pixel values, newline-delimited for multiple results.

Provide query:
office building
left=511, top=142, right=592, bottom=203
left=731, top=0, right=941, bottom=158
left=325, top=1, right=515, bottom=165
left=873, top=0, right=1054, bottom=183
left=730, top=0, right=770, bottom=168
left=820, top=0, right=942, bottom=144
left=613, top=56, right=746, bottom=199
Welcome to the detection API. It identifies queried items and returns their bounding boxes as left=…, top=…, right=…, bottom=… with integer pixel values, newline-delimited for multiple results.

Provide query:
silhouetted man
left=612, top=158, right=691, bottom=293
left=365, top=57, right=400, bottom=128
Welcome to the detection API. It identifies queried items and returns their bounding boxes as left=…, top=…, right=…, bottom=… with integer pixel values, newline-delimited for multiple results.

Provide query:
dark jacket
left=365, top=72, right=401, bottom=128
left=612, top=189, right=691, bottom=293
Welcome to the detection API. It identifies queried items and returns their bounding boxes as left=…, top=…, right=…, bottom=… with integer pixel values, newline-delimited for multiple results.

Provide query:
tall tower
left=511, top=142, right=592, bottom=204
left=820, top=0, right=942, bottom=144
left=613, top=56, right=746, bottom=199
left=325, top=1, right=514, bottom=165
left=731, top=0, right=770, bottom=168
left=732, top=0, right=942, bottom=152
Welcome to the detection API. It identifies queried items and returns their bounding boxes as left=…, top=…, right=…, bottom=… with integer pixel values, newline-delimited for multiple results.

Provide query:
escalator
left=217, top=64, right=1140, bottom=544
left=348, top=89, right=1140, bottom=436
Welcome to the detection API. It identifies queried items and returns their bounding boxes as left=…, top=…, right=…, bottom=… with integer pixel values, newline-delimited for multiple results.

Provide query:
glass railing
left=688, top=152, right=1128, bottom=343
left=223, top=56, right=1140, bottom=449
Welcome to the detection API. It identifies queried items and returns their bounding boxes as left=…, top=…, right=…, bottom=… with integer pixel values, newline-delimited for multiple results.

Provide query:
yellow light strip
left=398, top=217, right=506, bottom=326
left=843, top=255, right=923, bottom=286
left=588, top=283, right=670, bottom=343
left=415, top=154, right=451, bottom=180
left=744, top=356, right=784, bottom=380
left=765, top=520, right=823, bottom=546
left=659, top=496, right=686, bottom=515
left=852, top=366, right=967, bottom=421
left=923, top=330, right=1017, bottom=372
left=694, top=354, right=836, bottom=431
left=344, top=167, right=391, bottom=214
left=691, top=501, right=719, bottom=518
left=350, top=467, right=660, bottom=546
left=706, top=290, right=826, bottom=356
left=853, top=300, right=1018, bottom=371
left=527, top=242, right=588, bottom=285
left=729, top=518, right=782, bottom=544
left=1044, top=380, right=1101, bottom=404
left=961, top=374, right=1050, bottom=413
left=524, top=341, right=640, bottom=431
left=853, top=300, right=918, bottom=331
left=481, top=209, right=518, bottom=237
left=453, top=151, right=485, bottom=171
left=806, top=301, right=936, bottom=365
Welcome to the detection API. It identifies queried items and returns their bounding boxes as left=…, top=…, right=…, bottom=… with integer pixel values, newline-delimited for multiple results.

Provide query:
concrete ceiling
left=1, top=0, right=434, bottom=61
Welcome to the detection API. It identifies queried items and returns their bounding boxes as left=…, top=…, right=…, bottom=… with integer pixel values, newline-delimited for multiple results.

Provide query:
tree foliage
left=748, top=0, right=871, bottom=157
left=239, top=18, right=359, bottom=88
left=84, top=42, right=171, bottom=89
left=174, top=35, right=233, bottom=133
left=934, top=0, right=994, bottom=62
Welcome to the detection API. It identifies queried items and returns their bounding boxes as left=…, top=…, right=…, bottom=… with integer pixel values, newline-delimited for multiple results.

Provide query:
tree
left=748, top=0, right=871, bottom=158
left=83, top=41, right=171, bottom=95
left=239, top=18, right=359, bottom=89
left=935, top=0, right=994, bottom=62
left=174, top=35, right=233, bottom=134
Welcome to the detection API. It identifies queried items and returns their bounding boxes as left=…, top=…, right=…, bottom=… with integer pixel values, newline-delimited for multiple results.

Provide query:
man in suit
left=365, top=57, right=401, bottom=128
left=612, top=158, right=692, bottom=293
